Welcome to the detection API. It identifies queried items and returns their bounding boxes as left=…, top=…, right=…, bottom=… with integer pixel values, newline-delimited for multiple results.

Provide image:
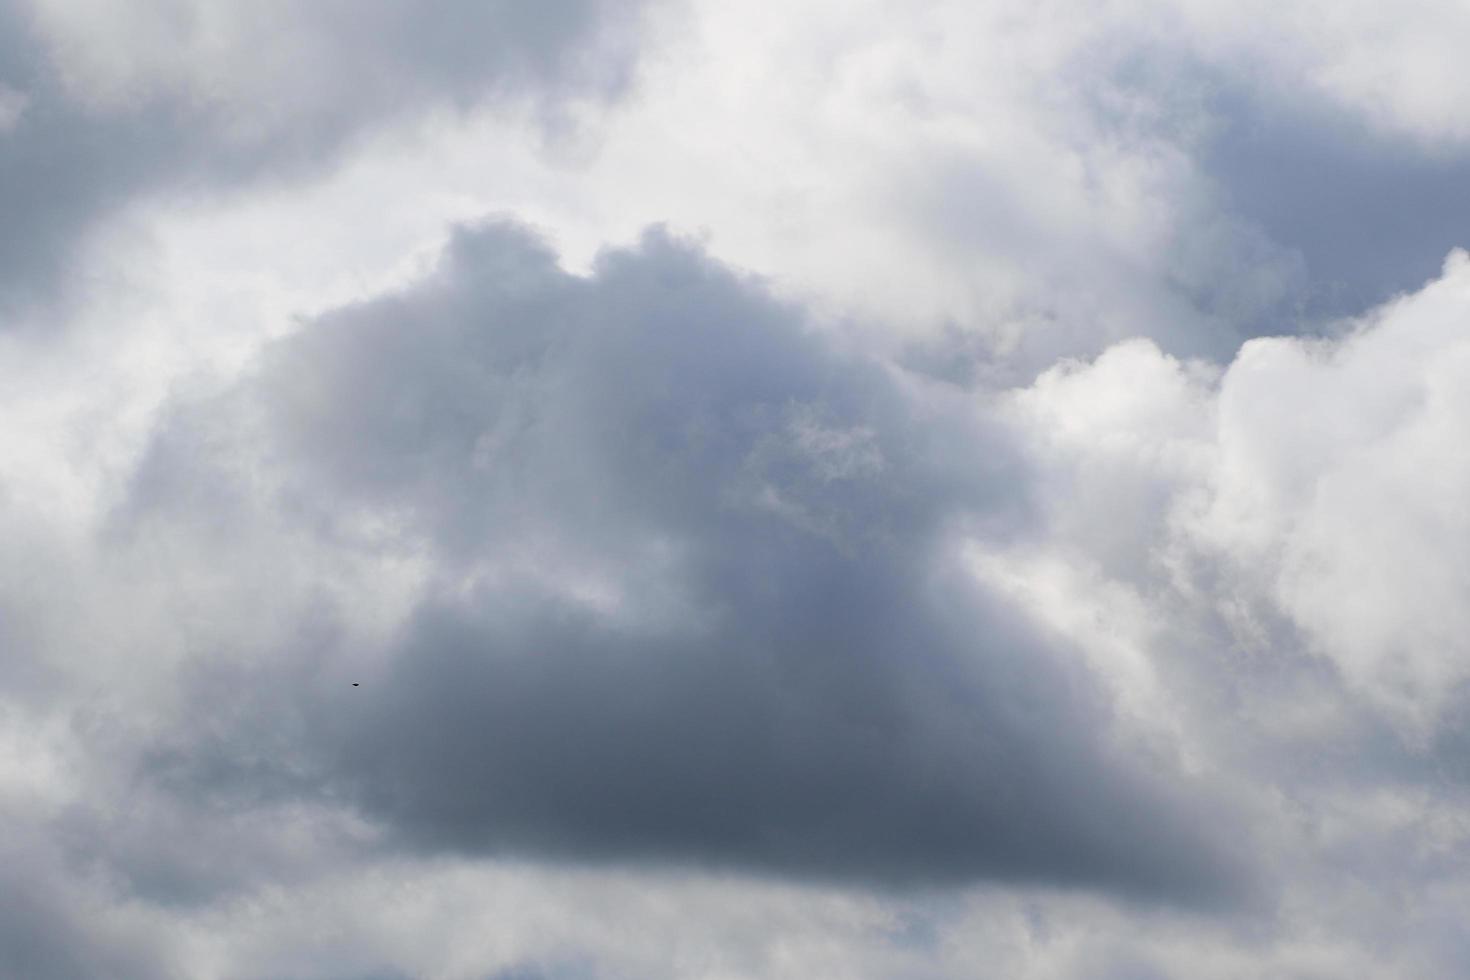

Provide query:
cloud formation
left=5, top=1, right=1470, bottom=976
left=0, top=0, right=645, bottom=311
left=121, top=222, right=1244, bottom=901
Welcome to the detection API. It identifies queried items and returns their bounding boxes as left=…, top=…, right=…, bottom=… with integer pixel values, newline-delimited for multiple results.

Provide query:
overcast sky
left=4, top=2, right=1470, bottom=977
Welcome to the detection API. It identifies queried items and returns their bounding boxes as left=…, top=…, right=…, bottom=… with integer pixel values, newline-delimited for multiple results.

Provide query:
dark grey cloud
left=120, top=222, right=1252, bottom=904
left=0, top=0, right=646, bottom=313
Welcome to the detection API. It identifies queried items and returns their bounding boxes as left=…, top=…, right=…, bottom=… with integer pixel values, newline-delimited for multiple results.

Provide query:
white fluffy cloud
left=1198, top=250, right=1470, bottom=730
left=1003, top=249, right=1470, bottom=735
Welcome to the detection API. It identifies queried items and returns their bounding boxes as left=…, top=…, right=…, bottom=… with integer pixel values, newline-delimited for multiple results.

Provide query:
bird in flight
left=352, top=683, right=360, bottom=687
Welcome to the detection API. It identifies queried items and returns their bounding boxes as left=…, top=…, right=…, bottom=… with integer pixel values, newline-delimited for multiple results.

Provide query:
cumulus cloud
left=966, top=251, right=1470, bottom=975
left=1057, top=282, right=1470, bottom=803
left=1003, top=249, right=1470, bottom=737
left=114, top=222, right=1245, bottom=902
left=1192, top=250, right=1470, bottom=731
left=6, top=1, right=1470, bottom=976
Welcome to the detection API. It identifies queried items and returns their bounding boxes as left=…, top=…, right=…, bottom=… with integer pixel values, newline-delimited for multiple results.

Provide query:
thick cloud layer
left=123, top=223, right=1243, bottom=901
left=6, top=1, right=1470, bottom=976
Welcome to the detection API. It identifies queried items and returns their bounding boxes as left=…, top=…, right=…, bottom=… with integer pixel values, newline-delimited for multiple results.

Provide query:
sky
left=2, top=1, right=1470, bottom=977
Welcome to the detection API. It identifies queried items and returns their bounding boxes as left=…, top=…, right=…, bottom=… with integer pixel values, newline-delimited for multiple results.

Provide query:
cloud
left=0, top=824, right=173, bottom=980
left=1174, top=68, right=1470, bottom=324
left=0, top=0, right=649, bottom=312
left=6, top=2, right=1470, bottom=976
left=998, top=250, right=1470, bottom=748
left=943, top=248, right=1470, bottom=976
left=1188, top=250, right=1470, bottom=734
left=24, top=205, right=1470, bottom=980
left=1163, top=0, right=1470, bottom=148
left=117, top=221, right=1247, bottom=903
